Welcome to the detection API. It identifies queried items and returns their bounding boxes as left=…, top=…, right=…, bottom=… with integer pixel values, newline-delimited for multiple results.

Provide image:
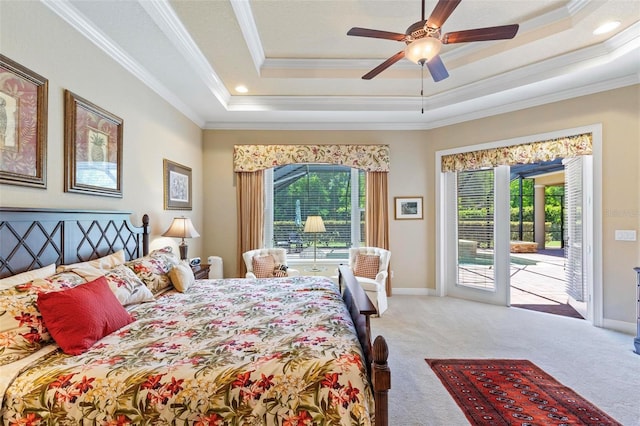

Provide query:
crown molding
left=139, top=0, right=230, bottom=107
left=205, top=74, right=637, bottom=131
left=230, top=0, right=265, bottom=75
left=41, top=0, right=206, bottom=127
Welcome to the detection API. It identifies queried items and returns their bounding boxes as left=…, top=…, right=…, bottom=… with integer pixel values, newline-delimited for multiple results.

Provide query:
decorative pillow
left=56, top=250, right=125, bottom=273
left=168, top=261, right=195, bottom=292
left=252, top=255, right=275, bottom=278
left=37, top=276, right=134, bottom=355
left=0, top=264, right=56, bottom=290
left=125, top=247, right=179, bottom=294
left=34, top=271, right=87, bottom=289
left=354, top=254, right=380, bottom=280
left=103, top=265, right=155, bottom=305
left=273, top=263, right=288, bottom=278
left=0, top=279, right=68, bottom=365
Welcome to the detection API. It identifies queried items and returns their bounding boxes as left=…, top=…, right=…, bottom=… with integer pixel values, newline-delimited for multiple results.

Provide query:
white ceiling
left=46, top=0, right=639, bottom=130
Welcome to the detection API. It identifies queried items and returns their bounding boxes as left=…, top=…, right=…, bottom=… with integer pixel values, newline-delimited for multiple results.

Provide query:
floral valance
left=441, top=133, right=592, bottom=172
left=233, top=144, right=390, bottom=172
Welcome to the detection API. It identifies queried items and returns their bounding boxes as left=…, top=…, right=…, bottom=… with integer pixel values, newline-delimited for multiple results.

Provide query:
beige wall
left=203, top=86, right=640, bottom=327
left=0, top=1, right=205, bottom=258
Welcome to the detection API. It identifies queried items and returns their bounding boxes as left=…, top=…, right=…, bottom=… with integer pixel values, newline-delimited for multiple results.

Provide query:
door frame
left=435, top=124, right=602, bottom=325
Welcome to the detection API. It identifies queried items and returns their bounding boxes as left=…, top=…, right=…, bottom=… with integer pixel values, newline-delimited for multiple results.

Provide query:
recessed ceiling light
left=593, top=21, right=621, bottom=35
left=235, top=85, right=248, bottom=94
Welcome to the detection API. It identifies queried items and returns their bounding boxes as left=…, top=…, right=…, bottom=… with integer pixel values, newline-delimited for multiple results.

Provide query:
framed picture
left=394, top=196, right=423, bottom=220
left=64, top=90, right=123, bottom=197
left=164, top=159, right=192, bottom=210
left=0, top=54, right=48, bottom=188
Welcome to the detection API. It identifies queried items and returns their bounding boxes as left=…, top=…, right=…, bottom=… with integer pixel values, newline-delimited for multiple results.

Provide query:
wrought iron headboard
left=0, top=208, right=149, bottom=278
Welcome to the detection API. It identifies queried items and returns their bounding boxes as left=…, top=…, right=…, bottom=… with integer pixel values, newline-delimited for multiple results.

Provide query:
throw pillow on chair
left=252, top=255, right=276, bottom=278
left=354, top=254, right=380, bottom=279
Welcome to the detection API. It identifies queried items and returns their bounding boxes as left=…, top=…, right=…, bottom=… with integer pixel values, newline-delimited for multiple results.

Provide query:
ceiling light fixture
left=235, top=85, right=248, bottom=93
left=593, top=21, right=620, bottom=35
left=404, top=37, right=442, bottom=64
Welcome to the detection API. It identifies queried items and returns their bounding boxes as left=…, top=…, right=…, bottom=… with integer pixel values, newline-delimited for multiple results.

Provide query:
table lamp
left=304, top=215, right=325, bottom=272
left=162, top=216, right=200, bottom=260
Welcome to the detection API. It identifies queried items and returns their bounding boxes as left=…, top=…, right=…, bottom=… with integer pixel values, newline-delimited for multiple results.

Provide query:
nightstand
left=191, top=263, right=210, bottom=280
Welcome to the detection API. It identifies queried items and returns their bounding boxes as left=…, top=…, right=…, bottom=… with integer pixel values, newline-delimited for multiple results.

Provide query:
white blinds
left=564, top=157, right=585, bottom=301
left=456, top=169, right=495, bottom=290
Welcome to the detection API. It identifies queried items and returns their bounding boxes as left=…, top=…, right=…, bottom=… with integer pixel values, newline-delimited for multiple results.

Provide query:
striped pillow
left=354, top=254, right=380, bottom=280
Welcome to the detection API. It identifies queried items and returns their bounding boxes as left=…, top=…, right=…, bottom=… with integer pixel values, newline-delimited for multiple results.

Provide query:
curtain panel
left=441, top=133, right=592, bottom=172
left=236, top=171, right=264, bottom=277
left=233, top=144, right=390, bottom=172
left=366, top=171, right=392, bottom=295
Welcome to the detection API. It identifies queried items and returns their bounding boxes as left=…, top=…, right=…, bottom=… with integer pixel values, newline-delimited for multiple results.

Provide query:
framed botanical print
left=0, top=54, right=48, bottom=188
left=164, top=159, right=192, bottom=210
left=64, top=90, right=123, bottom=197
left=394, top=196, right=423, bottom=220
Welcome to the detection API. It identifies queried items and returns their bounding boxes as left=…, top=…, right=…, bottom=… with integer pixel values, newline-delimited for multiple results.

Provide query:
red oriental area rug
left=426, top=359, right=622, bottom=425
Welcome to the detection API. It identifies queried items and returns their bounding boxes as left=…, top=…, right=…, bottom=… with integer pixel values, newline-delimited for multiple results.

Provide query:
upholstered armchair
left=242, top=248, right=300, bottom=279
left=348, top=247, right=391, bottom=316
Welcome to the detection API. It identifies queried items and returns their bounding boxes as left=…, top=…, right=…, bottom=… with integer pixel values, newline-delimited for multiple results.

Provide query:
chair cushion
left=356, top=277, right=381, bottom=292
left=252, top=255, right=276, bottom=278
left=354, top=254, right=380, bottom=280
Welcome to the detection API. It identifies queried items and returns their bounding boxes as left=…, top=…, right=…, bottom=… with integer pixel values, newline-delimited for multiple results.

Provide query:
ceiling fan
left=347, top=0, right=519, bottom=81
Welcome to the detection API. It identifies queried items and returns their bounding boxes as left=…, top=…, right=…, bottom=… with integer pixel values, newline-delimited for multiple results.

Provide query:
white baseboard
left=391, top=287, right=437, bottom=296
left=602, top=318, right=636, bottom=335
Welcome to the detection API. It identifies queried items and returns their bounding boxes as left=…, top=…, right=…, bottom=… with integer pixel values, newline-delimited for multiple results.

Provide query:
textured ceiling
left=49, top=0, right=640, bottom=129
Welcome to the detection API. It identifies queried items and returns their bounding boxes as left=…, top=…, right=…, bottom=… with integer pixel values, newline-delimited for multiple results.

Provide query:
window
left=264, top=164, right=365, bottom=260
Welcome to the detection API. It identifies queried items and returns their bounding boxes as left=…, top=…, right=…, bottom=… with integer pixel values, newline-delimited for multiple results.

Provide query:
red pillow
left=37, top=276, right=134, bottom=355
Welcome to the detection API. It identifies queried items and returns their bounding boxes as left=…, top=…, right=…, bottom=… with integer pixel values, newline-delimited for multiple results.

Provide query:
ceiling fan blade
left=362, top=51, right=405, bottom=80
left=347, top=27, right=407, bottom=41
left=442, top=24, right=519, bottom=44
left=427, top=0, right=462, bottom=28
left=426, top=55, right=449, bottom=82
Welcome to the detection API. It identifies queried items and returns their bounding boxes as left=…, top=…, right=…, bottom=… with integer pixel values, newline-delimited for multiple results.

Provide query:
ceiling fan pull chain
left=421, top=63, right=425, bottom=114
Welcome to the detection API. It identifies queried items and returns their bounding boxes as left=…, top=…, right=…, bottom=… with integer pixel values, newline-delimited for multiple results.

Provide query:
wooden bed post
left=142, top=214, right=150, bottom=256
left=372, top=335, right=390, bottom=426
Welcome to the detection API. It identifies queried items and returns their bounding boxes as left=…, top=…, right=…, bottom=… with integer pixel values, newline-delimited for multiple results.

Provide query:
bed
left=0, top=208, right=390, bottom=425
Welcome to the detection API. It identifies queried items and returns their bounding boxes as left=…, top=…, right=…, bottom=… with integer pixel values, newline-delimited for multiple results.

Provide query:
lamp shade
left=404, top=37, right=442, bottom=64
left=303, top=216, right=325, bottom=233
left=162, top=217, right=200, bottom=239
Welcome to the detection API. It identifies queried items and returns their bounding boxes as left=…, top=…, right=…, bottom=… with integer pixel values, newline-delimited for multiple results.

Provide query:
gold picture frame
left=164, top=159, right=192, bottom=210
left=394, top=196, right=423, bottom=220
left=0, top=54, right=48, bottom=188
left=64, top=90, right=123, bottom=197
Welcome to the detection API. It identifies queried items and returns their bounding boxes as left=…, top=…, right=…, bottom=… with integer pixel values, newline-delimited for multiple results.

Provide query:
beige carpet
left=371, top=295, right=640, bottom=425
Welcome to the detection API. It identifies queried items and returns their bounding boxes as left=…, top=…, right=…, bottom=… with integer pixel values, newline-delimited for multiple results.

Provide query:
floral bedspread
left=2, top=277, right=373, bottom=425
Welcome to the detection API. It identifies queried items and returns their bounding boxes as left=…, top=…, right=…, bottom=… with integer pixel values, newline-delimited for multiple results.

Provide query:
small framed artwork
left=394, top=196, right=423, bottom=220
left=164, top=159, right=192, bottom=210
left=0, top=54, right=48, bottom=188
left=64, top=90, right=123, bottom=197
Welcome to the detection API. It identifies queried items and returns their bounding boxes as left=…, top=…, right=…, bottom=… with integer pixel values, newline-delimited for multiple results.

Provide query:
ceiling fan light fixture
left=404, top=37, right=442, bottom=64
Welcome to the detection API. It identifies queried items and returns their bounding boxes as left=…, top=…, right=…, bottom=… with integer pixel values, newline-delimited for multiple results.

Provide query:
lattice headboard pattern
left=0, top=208, right=149, bottom=278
